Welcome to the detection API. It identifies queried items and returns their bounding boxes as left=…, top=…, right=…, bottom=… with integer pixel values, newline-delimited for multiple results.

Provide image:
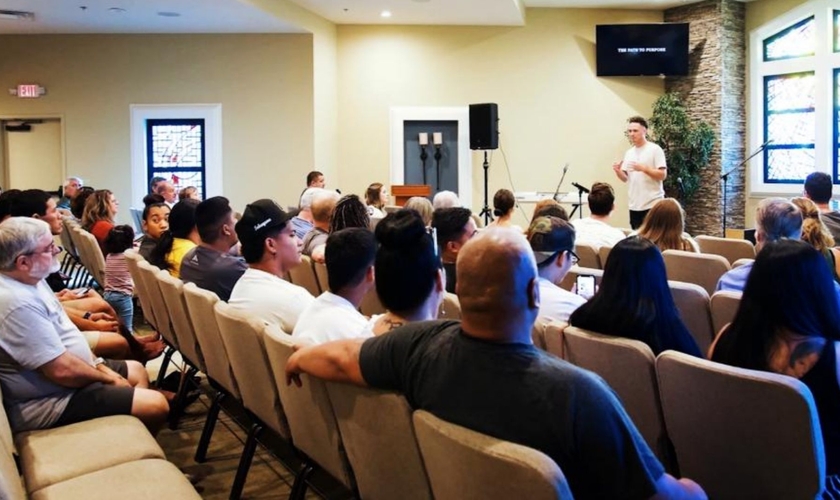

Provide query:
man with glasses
left=527, top=216, right=587, bottom=322
left=0, top=217, right=168, bottom=434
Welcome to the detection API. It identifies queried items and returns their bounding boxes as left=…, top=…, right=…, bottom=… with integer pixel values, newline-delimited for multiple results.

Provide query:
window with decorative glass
left=146, top=118, right=206, bottom=199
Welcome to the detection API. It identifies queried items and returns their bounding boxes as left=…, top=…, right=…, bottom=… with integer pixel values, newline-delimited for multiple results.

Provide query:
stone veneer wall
left=665, top=0, right=746, bottom=236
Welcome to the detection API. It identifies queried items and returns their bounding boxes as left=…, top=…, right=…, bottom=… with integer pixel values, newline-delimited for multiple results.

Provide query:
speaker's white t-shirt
left=621, top=141, right=667, bottom=211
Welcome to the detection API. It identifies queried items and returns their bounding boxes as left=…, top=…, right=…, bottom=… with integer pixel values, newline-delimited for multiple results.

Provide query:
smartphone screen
left=576, top=275, right=596, bottom=300
left=74, top=287, right=90, bottom=296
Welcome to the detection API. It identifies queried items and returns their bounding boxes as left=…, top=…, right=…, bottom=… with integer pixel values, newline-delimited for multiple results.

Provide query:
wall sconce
left=419, top=133, right=429, bottom=184
left=433, top=132, right=443, bottom=186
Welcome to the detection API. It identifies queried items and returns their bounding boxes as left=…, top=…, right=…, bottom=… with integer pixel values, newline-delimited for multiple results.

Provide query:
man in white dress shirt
left=528, top=216, right=586, bottom=323
left=293, top=228, right=376, bottom=345
left=612, top=116, right=667, bottom=229
left=228, top=199, right=314, bottom=332
left=572, top=182, right=626, bottom=249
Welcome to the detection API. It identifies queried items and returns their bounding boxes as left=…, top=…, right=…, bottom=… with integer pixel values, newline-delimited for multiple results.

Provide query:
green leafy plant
left=647, top=93, right=715, bottom=203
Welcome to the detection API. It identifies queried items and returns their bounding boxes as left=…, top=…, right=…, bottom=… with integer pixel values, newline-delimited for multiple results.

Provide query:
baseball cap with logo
left=527, top=216, right=576, bottom=265
left=234, top=199, right=292, bottom=248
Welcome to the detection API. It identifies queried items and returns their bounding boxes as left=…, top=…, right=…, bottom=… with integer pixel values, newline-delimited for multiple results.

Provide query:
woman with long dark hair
left=149, top=198, right=199, bottom=278
left=569, top=236, right=701, bottom=356
left=711, top=239, right=840, bottom=493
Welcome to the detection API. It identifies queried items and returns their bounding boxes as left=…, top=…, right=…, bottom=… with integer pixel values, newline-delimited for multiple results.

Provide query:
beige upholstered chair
left=668, top=280, right=714, bottom=355
left=263, top=326, right=356, bottom=496
left=558, top=266, right=603, bottom=292
left=710, top=291, right=742, bottom=342
left=438, top=292, right=461, bottom=320
left=288, top=256, right=321, bottom=297
left=137, top=260, right=178, bottom=385
left=563, top=327, right=671, bottom=466
left=598, top=245, right=612, bottom=268
left=695, top=235, right=756, bottom=265
left=125, top=250, right=157, bottom=331
left=314, top=261, right=329, bottom=293
left=413, top=410, right=573, bottom=500
left=657, top=351, right=825, bottom=499
left=325, top=383, right=433, bottom=500
left=574, top=243, right=601, bottom=269
left=662, top=250, right=731, bottom=296
left=214, top=302, right=291, bottom=499
left=732, top=257, right=753, bottom=268
left=531, top=317, right=550, bottom=351
left=543, top=321, right=568, bottom=360
left=360, top=287, right=386, bottom=316
left=73, top=227, right=107, bottom=287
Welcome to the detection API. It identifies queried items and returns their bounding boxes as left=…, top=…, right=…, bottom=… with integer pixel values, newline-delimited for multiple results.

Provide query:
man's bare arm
left=649, top=473, right=707, bottom=500
left=38, top=352, right=119, bottom=388
left=612, top=161, right=628, bottom=183
left=285, top=339, right=367, bottom=387
left=641, top=165, right=667, bottom=181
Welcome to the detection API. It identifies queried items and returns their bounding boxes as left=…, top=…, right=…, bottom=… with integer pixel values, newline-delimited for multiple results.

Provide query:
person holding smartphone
left=526, top=216, right=587, bottom=323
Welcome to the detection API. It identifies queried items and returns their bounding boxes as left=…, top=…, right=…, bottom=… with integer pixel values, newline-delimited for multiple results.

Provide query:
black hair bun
left=376, top=209, right=426, bottom=249
left=143, top=193, right=165, bottom=206
left=493, top=208, right=503, bottom=217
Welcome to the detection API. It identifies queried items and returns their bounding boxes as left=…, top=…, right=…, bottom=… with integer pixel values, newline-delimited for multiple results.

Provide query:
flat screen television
left=596, top=23, right=689, bottom=77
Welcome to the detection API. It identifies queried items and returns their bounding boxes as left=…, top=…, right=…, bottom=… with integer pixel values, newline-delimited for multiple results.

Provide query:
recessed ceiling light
left=108, top=7, right=126, bottom=13
left=380, top=10, right=392, bottom=18
left=157, top=11, right=181, bottom=17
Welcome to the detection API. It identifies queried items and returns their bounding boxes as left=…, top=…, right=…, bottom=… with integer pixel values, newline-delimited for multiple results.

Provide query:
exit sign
left=16, top=84, right=43, bottom=98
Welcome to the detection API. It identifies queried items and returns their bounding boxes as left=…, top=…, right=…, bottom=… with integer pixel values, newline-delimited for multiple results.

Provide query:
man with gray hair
left=57, top=176, right=83, bottom=212
left=0, top=217, right=169, bottom=434
left=291, top=187, right=322, bottom=240
left=717, top=197, right=803, bottom=292
left=432, top=190, right=462, bottom=210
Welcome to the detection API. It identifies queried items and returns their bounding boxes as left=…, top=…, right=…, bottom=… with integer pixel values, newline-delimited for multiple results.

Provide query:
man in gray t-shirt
left=0, top=218, right=169, bottom=433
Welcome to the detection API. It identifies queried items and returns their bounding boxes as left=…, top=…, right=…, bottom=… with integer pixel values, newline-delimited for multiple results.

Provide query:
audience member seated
left=717, top=198, right=802, bottom=293
left=710, top=239, right=840, bottom=494
left=70, top=186, right=95, bottom=220
left=0, top=189, right=21, bottom=222
left=532, top=199, right=568, bottom=222
left=155, top=180, right=178, bottom=207
left=228, top=199, right=314, bottom=331
left=527, top=216, right=586, bottom=322
left=149, top=199, right=200, bottom=278
left=301, top=190, right=339, bottom=258
left=306, top=170, right=326, bottom=189
left=488, top=188, right=522, bottom=232
left=137, top=194, right=170, bottom=260
left=636, top=198, right=699, bottom=253
left=0, top=217, right=169, bottom=434
left=791, top=196, right=840, bottom=283
left=432, top=207, right=477, bottom=293
left=179, top=185, right=200, bottom=201
left=103, top=225, right=136, bottom=329
left=292, top=228, right=375, bottom=344
left=404, top=196, right=434, bottom=226
left=570, top=236, right=701, bottom=356
left=291, top=187, right=320, bottom=240
left=180, top=196, right=246, bottom=301
left=57, top=176, right=83, bottom=212
left=82, top=189, right=120, bottom=255
left=9, top=188, right=64, bottom=244
left=310, top=194, right=370, bottom=263
left=285, top=227, right=706, bottom=500
left=149, top=176, right=166, bottom=195
left=363, top=210, right=444, bottom=336
left=432, top=190, right=462, bottom=210
left=572, top=182, right=626, bottom=248
left=365, top=182, right=389, bottom=219
left=804, top=171, right=840, bottom=241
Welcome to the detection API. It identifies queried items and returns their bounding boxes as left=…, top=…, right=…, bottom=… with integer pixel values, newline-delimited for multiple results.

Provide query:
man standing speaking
left=612, top=116, right=667, bottom=229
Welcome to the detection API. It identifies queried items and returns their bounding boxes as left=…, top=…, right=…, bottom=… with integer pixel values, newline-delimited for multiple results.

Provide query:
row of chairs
left=530, top=322, right=825, bottom=499
left=559, top=266, right=742, bottom=354
left=57, top=218, right=103, bottom=290
left=126, top=249, right=573, bottom=499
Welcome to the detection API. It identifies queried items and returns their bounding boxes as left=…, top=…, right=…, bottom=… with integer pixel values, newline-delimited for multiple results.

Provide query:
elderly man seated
left=0, top=217, right=168, bottom=433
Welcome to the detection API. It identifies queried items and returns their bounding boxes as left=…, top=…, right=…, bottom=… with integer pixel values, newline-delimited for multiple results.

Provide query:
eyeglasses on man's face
left=20, top=242, right=63, bottom=259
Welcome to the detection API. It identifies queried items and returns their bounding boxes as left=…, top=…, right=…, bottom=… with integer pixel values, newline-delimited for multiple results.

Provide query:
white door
left=3, top=119, right=63, bottom=191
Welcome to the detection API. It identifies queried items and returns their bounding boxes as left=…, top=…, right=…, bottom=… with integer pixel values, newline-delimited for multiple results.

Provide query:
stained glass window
left=763, top=16, right=815, bottom=61
left=764, top=72, right=816, bottom=183
left=146, top=119, right=206, bottom=199
left=835, top=11, right=840, bottom=52
left=834, top=69, right=840, bottom=181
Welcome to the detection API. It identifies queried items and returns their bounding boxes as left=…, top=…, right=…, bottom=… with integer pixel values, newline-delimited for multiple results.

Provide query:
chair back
left=438, top=293, right=461, bottom=320
left=598, top=245, right=612, bottom=268
left=413, top=410, right=573, bottom=500
left=156, top=271, right=205, bottom=373
left=558, top=266, right=603, bottom=292
left=710, top=291, right=742, bottom=340
left=182, top=283, right=240, bottom=399
left=574, top=243, right=601, bottom=269
left=325, top=383, right=432, bottom=500
left=213, top=302, right=290, bottom=439
left=656, top=351, right=825, bottom=499
left=59, top=218, right=77, bottom=259
left=732, top=258, right=753, bottom=268
left=563, top=327, right=670, bottom=464
left=314, top=261, right=329, bottom=293
left=288, top=256, right=321, bottom=297
left=543, top=321, right=568, bottom=360
left=662, top=250, right=731, bottom=296
left=360, top=287, right=386, bottom=316
left=668, top=280, right=714, bottom=355
left=695, top=235, right=756, bottom=265
left=125, top=249, right=157, bottom=330
left=262, top=326, right=354, bottom=489
left=0, top=403, right=25, bottom=500
left=75, top=227, right=107, bottom=286
left=137, top=260, right=178, bottom=348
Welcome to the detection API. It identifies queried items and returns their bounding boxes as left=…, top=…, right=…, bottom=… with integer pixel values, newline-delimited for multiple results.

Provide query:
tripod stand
left=478, top=151, right=493, bottom=225
left=721, top=141, right=768, bottom=235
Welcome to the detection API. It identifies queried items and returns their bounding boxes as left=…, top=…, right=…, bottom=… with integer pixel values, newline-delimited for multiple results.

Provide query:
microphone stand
left=570, top=182, right=589, bottom=219
left=479, top=151, right=493, bottom=225
left=721, top=142, right=767, bottom=235
left=553, top=164, right=569, bottom=202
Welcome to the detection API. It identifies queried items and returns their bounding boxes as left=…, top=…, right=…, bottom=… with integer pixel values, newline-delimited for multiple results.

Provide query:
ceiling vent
left=0, top=10, right=35, bottom=21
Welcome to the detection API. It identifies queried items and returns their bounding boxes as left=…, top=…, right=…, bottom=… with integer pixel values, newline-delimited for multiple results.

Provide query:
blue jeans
left=104, top=291, right=134, bottom=330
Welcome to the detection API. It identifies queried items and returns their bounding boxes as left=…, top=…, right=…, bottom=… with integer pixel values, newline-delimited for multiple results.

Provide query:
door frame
left=0, top=114, right=66, bottom=191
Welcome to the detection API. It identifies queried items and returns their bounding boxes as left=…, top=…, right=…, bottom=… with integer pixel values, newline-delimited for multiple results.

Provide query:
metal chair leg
left=168, top=366, right=198, bottom=429
left=230, top=423, right=262, bottom=500
left=154, top=346, right=174, bottom=388
left=289, top=463, right=314, bottom=500
left=195, top=391, right=224, bottom=463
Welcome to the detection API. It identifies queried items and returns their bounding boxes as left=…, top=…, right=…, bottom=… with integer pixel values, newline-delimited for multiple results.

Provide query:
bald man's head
left=456, top=227, right=539, bottom=341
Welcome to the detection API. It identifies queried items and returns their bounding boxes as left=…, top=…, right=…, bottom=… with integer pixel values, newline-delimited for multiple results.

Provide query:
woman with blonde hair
left=404, top=196, right=434, bottom=226
left=637, top=198, right=699, bottom=253
left=82, top=189, right=119, bottom=255
left=791, top=196, right=840, bottom=282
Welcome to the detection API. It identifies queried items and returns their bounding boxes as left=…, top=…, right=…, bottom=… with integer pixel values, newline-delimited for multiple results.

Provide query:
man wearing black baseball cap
left=228, top=199, right=314, bottom=332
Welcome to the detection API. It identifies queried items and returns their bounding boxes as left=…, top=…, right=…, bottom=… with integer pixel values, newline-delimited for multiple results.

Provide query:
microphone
left=335, top=188, right=342, bottom=195
left=677, top=177, right=685, bottom=198
left=572, top=182, right=590, bottom=194
left=761, top=138, right=773, bottom=149
left=553, top=163, right=570, bottom=201
left=563, top=164, right=569, bottom=174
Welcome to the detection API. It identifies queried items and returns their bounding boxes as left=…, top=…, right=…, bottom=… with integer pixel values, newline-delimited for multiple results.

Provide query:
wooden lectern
left=391, top=185, right=431, bottom=207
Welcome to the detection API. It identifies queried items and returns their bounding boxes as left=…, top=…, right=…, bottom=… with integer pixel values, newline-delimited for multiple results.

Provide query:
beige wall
left=0, top=34, right=314, bottom=221
left=743, top=0, right=809, bottom=227
left=336, top=8, right=665, bottom=228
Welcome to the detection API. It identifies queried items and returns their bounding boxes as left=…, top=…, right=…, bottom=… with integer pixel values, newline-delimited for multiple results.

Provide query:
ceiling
left=0, top=0, right=753, bottom=34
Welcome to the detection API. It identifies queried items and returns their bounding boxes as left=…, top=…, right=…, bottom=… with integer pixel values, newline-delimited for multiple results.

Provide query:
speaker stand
left=479, top=150, right=493, bottom=225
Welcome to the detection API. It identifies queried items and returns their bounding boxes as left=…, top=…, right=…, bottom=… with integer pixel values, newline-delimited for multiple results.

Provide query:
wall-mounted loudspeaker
left=469, top=103, right=498, bottom=150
